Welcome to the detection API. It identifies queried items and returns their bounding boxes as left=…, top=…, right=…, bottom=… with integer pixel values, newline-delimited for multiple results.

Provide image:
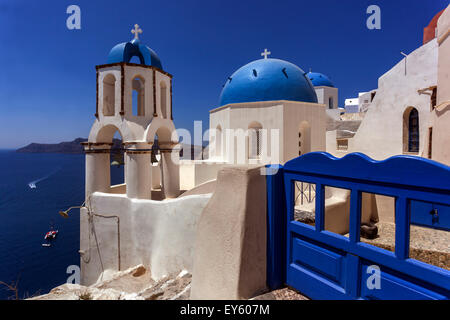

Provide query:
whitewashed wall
left=348, top=39, right=438, bottom=160
left=80, top=193, right=212, bottom=285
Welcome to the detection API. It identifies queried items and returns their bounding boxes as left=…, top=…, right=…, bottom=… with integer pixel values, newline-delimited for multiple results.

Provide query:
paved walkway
left=251, top=287, right=309, bottom=300
left=360, top=222, right=449, bottom=270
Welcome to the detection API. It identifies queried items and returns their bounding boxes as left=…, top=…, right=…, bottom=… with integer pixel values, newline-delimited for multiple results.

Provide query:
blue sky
left=0, top=0, right=447, bottom=148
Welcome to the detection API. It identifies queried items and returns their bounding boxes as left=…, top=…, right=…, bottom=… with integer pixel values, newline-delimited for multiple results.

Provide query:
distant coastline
left=16, top=138, right=207, bottom=159
left=15, top=138, right=120, bottom=154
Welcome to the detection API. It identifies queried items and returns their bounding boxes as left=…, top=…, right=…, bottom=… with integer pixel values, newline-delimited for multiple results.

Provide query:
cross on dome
left=261, top=48, right=271, bottom=59
left=131, top=24, right=143, bottom=40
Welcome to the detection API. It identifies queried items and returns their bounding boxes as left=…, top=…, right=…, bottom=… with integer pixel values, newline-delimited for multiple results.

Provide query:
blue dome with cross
left=306, top=71, right=335, bottom=87
left=219, top=51, right=317, bottom=106
left=107, top=24, right=163, bottom=70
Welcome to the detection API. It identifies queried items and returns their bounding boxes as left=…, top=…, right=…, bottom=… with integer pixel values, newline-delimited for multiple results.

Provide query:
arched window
left=151, top=126, right=173, bottom=200
left=110, top=131, right=125, bottom=187
left=160, top=81, right=167, bottom=118
left=132, top=76, right=145, bottom=116
left=403, top=107, right=419, bottom=153
left=103, top=74, right=116, bottom=116
left=95, top=125, right=125, bottom=194
left=151, top=134, right=162, bottom=192
left=215, top=125, right=222, bottom=158
left=298, top=121, right=311, bottom=156
left=248, top=122, right=263, bottom=160
left=408, top=108, right=419, bottom=152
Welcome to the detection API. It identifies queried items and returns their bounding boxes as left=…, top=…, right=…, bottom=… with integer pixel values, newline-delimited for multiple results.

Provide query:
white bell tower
left=84, top=25, right=180, bottom=200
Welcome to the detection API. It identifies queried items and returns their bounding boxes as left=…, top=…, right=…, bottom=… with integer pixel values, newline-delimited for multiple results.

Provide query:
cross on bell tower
left=261, top=48, right=271, bottom=59
left=131, top=24, right=143, bottom=39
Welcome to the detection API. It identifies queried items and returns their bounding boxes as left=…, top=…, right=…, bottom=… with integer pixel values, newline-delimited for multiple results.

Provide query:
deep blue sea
left=0, top=150, right=123, bottom=299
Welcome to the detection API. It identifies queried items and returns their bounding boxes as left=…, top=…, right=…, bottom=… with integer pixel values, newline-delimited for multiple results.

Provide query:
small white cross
left=131, top=24, right=143, bottom=40
left=261, top=48, right=271, bottom=59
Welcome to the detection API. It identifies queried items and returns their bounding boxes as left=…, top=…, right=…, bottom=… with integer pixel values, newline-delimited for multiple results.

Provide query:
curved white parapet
left=80, top=192, right=212, bottom=285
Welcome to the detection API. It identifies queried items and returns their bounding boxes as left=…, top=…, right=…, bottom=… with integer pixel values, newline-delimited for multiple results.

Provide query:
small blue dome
left=306, top=72, right=334, bottom=87
left=107, top=38, right=163, bottom=70
left=219, top=58, right=318, bottom=106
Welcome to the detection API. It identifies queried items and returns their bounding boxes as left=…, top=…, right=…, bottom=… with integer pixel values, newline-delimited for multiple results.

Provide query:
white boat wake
left=28, top=168, right=61, bottom=189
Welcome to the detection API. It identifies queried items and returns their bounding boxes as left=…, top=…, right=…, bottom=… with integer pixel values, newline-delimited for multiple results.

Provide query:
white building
left=327, top=8, right=450, bottom=163
left=358, top=90, right=377, bottom=112
left=306, top=71, right=338, bottom=110
left=80, top=26, right=213, bottom=285
left=344, top=97, right=359, bottom=113
left=344, top=90, right=377, bottom=114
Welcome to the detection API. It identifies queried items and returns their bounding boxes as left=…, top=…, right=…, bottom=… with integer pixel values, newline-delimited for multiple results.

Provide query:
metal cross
left=261, top=48, right=271, bottom=59
left=131, top=24, right=143, bottom=40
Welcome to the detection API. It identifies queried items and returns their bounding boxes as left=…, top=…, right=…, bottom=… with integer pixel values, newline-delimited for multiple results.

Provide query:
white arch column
left=83, top=142, right=113, bottom=198
left=159, top=143, right=181, bottom=199
left=124, top=142, right=152, bottom=199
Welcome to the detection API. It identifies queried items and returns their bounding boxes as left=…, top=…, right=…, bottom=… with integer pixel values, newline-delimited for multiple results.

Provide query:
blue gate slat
left=283, top=152, right=450, bottom=192
left=266, top=165, right=286, bottom=290
left=349, top=189, right=362, bottom=244
left=394, top=196, right=410, bottom=260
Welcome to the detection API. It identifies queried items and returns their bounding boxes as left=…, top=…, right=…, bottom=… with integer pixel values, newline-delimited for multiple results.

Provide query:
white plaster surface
left=190, top=166, right=267, bottom=300
left=179, top=160, right=230, bottom=190
left=80, top=192, right=212, bottom=285
left=347, top=39, right=438, bottom=160
left=429, top=5, right=450, bottom=165
left=315, top=86, right=338, bottom=109
left=209, top=100, right=326, bottom=164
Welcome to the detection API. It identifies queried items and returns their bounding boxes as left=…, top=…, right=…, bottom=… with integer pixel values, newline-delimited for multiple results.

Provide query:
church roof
left=219, top=58, right=318, bottom=106
left=306, top=72, right=335, bottom=87
left=107, top=25, right=163, bottom=69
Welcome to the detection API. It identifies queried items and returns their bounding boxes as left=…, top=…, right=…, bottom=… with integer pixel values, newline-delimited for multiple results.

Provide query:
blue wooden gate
left=266, top=152, right=450, bottom=300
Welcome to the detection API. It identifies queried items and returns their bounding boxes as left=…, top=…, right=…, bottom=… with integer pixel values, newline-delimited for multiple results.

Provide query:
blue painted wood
left=395, top=197, right=410, bottom=260
left=345, top=254, right=360, bottom=299
left=410, top=200, right=450, bottom=231
left=267, top=152, right=450, bottom=300
left=289, top=221, right=449, bottom=289
left=349, top=189, right=362, bottom=243
left=283, top=152, right=450, bottom=191
left=360, top=263, right=446, bottom=300
left=266, top=165, right=286, bottom=290
left=291, top=237, right=344, bottom=283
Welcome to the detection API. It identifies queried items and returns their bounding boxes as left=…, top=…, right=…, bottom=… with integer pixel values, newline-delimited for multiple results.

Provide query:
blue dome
left=219, top=58, right=318, bottom=106
left=107, top=38, right=163, bottom=70
left=306, top=72, right=334, bottom=87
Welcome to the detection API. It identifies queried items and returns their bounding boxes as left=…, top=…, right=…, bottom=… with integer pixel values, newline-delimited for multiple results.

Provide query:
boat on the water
left=42, top=230, right=58, bottom=247
left=44, top=230, right=58, bottom=240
